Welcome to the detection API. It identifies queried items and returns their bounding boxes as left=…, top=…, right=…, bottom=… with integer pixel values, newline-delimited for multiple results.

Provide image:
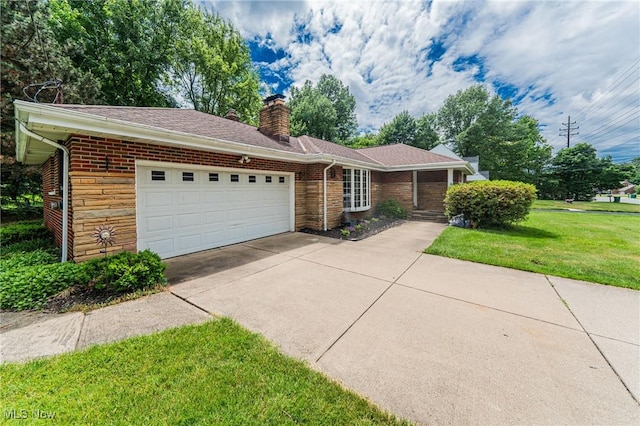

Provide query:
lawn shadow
left=483, top=225, right=559, bottom=239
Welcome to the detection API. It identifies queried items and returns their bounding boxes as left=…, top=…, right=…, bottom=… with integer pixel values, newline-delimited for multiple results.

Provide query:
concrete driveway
left=168, top=222, right=640, bottom=425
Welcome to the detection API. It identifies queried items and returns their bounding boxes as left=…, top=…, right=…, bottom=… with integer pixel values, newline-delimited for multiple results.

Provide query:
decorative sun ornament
left=93, top=224, right=117, bottom=247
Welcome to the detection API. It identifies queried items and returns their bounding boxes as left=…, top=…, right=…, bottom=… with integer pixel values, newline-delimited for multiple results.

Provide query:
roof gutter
left=323, top=160, right=337, bottom=231
left=18, top=121, right=69, bottom=263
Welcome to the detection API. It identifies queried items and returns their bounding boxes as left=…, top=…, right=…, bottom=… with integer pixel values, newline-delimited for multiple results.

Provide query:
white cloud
left=206, top=0, right=639, bottom=161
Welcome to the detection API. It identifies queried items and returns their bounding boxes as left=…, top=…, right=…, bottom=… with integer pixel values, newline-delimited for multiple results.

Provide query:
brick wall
left=47, top=135, right=349, bottom=260
left=380, top=171, right=413, bottom=212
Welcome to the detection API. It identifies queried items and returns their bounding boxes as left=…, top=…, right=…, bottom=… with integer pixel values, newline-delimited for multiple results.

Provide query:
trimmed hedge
left=376, top=199, right=407, bottom=219
left=444, top=180, right=537, bottom=228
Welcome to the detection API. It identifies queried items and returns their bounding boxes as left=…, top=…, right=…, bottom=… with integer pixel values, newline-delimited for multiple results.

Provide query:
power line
left=586, top=109, right=639, bottom=139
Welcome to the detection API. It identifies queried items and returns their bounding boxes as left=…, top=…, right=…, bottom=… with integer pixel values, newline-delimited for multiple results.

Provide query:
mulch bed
left=42, top=285, right=125, bottom=313
left=301, top=217, right=406, bottom=241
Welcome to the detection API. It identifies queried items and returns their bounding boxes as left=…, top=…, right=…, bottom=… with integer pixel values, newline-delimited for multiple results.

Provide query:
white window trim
left=343, top=168, right=371, bottom=212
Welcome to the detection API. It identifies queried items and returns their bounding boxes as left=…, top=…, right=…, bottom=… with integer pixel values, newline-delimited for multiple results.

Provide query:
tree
left=415, top=113, right=440, bottom=150
left=550, top=143, right=603, bottom=200
left=1, top=0, right=100, bottom=212
left=377, top=111, right=417, bottom=146
left=315, top=75, right=357, bottom=143
left=350, top=133, right=379, bottom=148
left=436, top=85, right=551, bottom=183
left=289, top=75, right=357, bottom=143
left=168, top=4, right=262, bottom=123
left=49, top=0, right=176, bottom=107
left=49, top=0, right=261, bottom=121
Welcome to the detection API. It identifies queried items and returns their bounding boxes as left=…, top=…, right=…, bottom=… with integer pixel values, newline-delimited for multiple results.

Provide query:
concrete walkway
left=1, top=222, right=638, bottom=424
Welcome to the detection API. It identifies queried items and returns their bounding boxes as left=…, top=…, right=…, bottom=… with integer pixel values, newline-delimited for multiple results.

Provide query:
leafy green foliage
left=377, top=111, right=439, bottom=150
left=376, top=199, right=407, bottom=219
left=1, top=238, right=58, bottom=255
left=0, top=221, right=52, bottom=245
left=437, top=85, right=552, bottom=182
left=168, top=4, right=262, bottom=123
left=444, top=181, right=537, bottom=228
left=0, top=262, right=88, bottom=310
left=0, top=249, right=58, bottom=270
left=539, top=142, right=628, bottom=201
left=83, top=250, right=166, bottom=293
left=289, top=75, right=357, bottom=143
left=1, top=0, right=100, bottom=212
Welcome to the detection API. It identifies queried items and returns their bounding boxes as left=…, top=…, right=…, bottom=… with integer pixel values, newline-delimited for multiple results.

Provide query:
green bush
left=444, top=180, right=537, bottom=228
left=1, top=238, right=58, bottom=256
left=83, top=250, right=167, bottom=293
left=0, top=221, right=52, bottom=246
left=0, top=262, right=88, bottom=310
left=0, top=249, right=59, bottom=271
left=376, top=199, right=407, bottom=219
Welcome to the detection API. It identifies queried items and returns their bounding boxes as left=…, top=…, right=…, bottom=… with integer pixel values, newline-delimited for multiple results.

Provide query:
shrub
left=0, top=221, right=52, bottom=246
left=1, top=238, right=58, bottom=256
left=0, top=249, right=59, bottom=270
left=376, top=199, right=407, bottom=219
left=444, top=180, right=537, bottom=228
left=83, top=250, right=167, bottom=293
left=0, top=262, right=88, bottom=310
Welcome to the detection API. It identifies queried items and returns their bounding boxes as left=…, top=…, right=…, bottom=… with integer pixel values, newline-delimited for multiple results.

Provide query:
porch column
left=447, top=168, right=454, bottom=187
left=412, top=170, right=418, bottom=208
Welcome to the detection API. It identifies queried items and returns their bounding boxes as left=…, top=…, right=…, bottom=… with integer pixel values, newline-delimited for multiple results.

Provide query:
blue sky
left=203, top=0, right=639, bottom=163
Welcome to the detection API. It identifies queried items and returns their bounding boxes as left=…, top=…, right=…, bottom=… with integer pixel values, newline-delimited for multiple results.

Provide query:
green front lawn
left=425, top=211, right=639, bottom=290
left=1, top=319, right=407, bottom=425
left=533, top=199, right=640, bottom=213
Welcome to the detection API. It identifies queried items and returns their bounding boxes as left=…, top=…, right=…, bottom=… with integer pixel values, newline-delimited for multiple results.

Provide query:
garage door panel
left=137, top=166, right=291, bottom=259
left=143, top=215, right=173, bottom=233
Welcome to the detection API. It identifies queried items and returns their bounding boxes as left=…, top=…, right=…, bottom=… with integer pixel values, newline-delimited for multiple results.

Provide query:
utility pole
left=559, top=115, right=579, bottom=148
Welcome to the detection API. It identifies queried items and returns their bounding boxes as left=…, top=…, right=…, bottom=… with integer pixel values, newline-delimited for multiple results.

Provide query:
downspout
left=323, top=160, right=337, bottom=231
left=18, top=122, right=69, bottom=262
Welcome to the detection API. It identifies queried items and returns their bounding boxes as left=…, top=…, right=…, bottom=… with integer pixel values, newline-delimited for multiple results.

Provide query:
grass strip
left=425, top=211, right=639, bottom=290
left=1, top=318, right=408, bottom=425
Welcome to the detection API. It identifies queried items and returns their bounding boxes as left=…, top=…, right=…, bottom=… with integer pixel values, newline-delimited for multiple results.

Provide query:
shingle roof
left=52, top=105, right=306, bottom=155
left=298, top=136, right=381, bottom=165
left=45, top=105, right=466, bottom=170
left=358, top=144, right=461, bottom=166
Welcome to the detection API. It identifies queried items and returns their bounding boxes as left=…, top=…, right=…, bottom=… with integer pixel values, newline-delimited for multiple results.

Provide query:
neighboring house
left=613, top=181, right=636, bottom=195
left=429, top=144, right=488, bottom=181
left=15, top=95, right=472, bottom=261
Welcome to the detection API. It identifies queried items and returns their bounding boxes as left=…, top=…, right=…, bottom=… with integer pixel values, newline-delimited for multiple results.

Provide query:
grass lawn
left=425, top=211, right=639, bottom=290
left=533, top=199, right=640, bottom=213
left=0, top=319, right=407, bottom=425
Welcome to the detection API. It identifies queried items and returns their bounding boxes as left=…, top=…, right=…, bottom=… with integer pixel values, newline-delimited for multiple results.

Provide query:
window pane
left=249, top=175, right=256, bottom=183
left=343, top=169, right=351, bottom=208
left=354, top=169, right=361, bottom=208
left=182, top=172, right=194, bottom=182
left=230, top=174, right=239, bottom=182
left=151, top=171, right=165, bottom=181
left=209, top=173, right=219, bottom=182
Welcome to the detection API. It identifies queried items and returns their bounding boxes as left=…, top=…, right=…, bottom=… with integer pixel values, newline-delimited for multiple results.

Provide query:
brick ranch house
left=14, top=95, right=473, bottom=262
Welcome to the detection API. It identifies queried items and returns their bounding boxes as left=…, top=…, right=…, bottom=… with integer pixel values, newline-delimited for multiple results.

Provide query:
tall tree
left=550, top=143, right=603, bottom=200
left=1, top=0, right=100, bottom=210
left=49, top=0, right=176, bottom=107
left=377, top=110, right=417, bottom=146
left=168, top=4, right=261, bottom=123
left=437, top=85, right=551, bottom=183
left=289, top=74, right=357, bottom=143
left=415, top=113, right=440, bottom=150
left=315, top=75, right=357, bottom=143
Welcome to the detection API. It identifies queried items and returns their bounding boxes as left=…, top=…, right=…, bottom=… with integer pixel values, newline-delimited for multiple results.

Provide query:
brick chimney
left=225, top=108, right=240, bottom=121
left=259, top=94, right=289, bottom=140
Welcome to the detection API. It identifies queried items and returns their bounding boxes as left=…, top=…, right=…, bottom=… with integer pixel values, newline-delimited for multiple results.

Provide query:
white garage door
left=136, top=164, right=293, bottom=259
